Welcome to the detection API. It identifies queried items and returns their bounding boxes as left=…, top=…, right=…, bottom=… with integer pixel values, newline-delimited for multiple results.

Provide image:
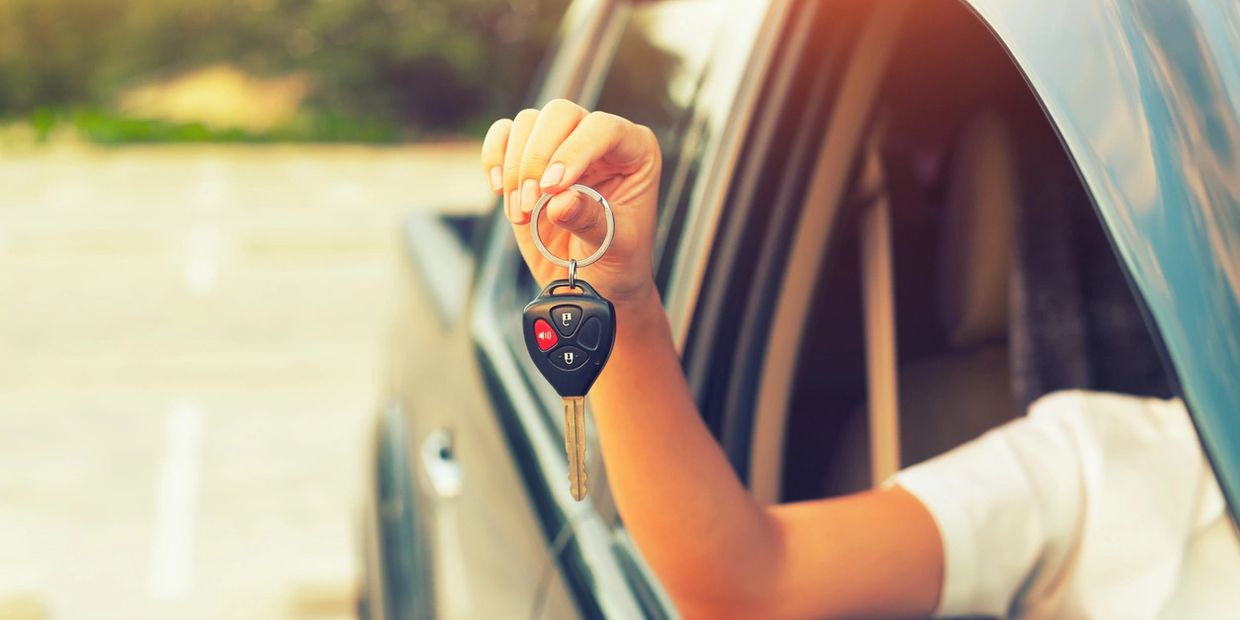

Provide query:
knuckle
left=604, top=113, right=634, bottom=139
left=588, top=111, right=620, bottom=129
left=503, top=139, right=522, bottom=163
left=481, top=119, right=511, bottom=162
left=636, top=123, right=656, bottom=143
left=515, top=108, right=539, bottom=124
left=520, top=152, right=550, bottom=175
left=638, top=124, right=661, bottom=157
left=502, top=159, right=519, bottom=182
left=488, top=117, right=512, bottom=133
left=575, top=201, right=602, bottom=230
left=542, top=98, right=583, bottom=116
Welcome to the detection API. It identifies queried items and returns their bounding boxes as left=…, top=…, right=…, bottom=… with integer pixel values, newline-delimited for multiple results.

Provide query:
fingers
left=516, top=99, right=587, bottom=220
left=544, top=190, right=609, bottom=248
left=502, top=108, right=539, bottom=221
left=542, top=112, right=656, bottom=192
left=480, top=118, right=512, bottom=194
left=519, top=190, right=608, bottom=280
left=481, top=101, right=656, bottom=225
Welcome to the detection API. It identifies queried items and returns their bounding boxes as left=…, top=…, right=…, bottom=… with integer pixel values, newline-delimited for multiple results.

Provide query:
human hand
left=480, top=99, right=662, bottom=303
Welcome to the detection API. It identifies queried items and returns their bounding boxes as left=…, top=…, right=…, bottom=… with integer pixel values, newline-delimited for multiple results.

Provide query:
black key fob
left=522, top=278, right=616, bottom=397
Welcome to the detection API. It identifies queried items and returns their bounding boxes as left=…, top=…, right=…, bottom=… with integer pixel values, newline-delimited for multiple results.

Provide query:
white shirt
left=895, top=391, right=1240, bottom=619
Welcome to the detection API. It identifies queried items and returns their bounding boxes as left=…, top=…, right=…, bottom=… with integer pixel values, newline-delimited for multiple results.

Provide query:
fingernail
left=521, top=178, right=539, bottom=212
left=540, top=162, right=564, bottom=188
left=508, top=190, right=520, bottom=222
left=488, top=166, right=502, bottom=191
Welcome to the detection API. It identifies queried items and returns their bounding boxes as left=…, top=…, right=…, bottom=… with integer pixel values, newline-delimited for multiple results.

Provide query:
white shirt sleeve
left=893, top=392, right=1092, bottom=617
left=893, top=391, right=1216, bottom=618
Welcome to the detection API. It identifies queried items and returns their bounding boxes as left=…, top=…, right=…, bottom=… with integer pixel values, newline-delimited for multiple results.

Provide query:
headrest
left=938, top=111, right=1017, bottom=348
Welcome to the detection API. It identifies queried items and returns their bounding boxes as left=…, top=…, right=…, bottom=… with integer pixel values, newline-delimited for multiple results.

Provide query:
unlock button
left=550, top=305, right=581, bottom=337
left=549, top=346, right=588, bottom=370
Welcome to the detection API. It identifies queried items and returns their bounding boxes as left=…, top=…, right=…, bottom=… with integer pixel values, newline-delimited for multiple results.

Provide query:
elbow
left=669, top=587, right=797, bottom=620
left=661, top=509, right=792, bottom=619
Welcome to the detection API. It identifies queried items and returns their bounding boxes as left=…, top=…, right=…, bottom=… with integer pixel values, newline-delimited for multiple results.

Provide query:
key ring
left=529, top=183, right=615, bottom=270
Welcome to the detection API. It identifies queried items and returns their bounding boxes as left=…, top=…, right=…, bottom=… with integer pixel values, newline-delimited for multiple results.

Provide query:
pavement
left=0, top=143, right=490, bottom=619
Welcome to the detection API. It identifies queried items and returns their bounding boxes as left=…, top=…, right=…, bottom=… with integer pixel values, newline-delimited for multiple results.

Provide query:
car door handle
left=420, top=428, right=463, bottom=499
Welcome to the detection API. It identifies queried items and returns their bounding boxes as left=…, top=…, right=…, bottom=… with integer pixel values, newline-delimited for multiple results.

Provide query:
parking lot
left=0, top=143, right=488, bottom=619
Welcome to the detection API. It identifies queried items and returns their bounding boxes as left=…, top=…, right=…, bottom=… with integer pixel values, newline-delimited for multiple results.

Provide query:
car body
left=358, top=0, right=1240, bottom=618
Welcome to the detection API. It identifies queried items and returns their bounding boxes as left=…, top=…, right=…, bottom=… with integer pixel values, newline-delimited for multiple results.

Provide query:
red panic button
left=533, top=319, right=558, bottom=351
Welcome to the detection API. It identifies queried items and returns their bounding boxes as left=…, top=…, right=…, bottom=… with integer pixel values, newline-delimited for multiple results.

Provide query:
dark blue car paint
left=963, top=0, right=1240, bottom=510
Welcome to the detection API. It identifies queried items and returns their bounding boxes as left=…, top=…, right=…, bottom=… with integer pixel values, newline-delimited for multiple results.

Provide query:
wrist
left=611, top=279, right=662, bottom=315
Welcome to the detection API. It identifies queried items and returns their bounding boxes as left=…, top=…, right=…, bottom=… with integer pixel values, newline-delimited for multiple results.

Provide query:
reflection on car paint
left=963, top=0, right=1240, bottom=507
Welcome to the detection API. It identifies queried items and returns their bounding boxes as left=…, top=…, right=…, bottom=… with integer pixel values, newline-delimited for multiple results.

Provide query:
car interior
left=504, top=1, right=1184, bottom=611
left=744, top=0, right=1176, bottom=504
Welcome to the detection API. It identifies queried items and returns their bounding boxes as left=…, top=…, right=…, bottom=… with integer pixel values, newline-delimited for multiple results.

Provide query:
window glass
left=529, top=0, right=605, bottom=106
left=587, top=0, right=765, bottom=292
left=577, top=1, right=766, bottom=522
left=499, top=0, right=766, bottom=425
left=510, top=0, right=766, bottom=302
left=504, top=0, right=766, bottom=370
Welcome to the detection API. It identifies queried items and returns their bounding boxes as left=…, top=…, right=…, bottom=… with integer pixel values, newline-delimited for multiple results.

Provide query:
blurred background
left=0, top=0, right=564, bottom=617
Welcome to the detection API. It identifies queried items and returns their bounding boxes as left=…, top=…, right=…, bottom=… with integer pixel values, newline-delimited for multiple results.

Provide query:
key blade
left=563, top=396, right=587, bottom=501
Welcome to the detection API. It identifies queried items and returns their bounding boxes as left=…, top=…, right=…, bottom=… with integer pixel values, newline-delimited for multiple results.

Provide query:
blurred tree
left=0, top=0, right=568, bottom=138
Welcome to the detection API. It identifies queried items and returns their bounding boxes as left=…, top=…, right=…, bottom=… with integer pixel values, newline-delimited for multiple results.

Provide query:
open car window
left=502, top=0, right=767, bottom=396
left=725, top=0, right=1184, bottom=506
left=571, top=0, right=769, bottom=522
left=509, top=0, right=768, bottom=304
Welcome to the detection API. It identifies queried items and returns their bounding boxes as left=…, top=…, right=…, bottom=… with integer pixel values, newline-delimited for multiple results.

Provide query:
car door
left=381, top=2, right=613, bottom=619
left=469, top=0, right=781, bottom=617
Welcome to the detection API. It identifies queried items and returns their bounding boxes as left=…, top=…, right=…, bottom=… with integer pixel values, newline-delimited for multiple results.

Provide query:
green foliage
left=16, top=107, right=402, bottom=144
left=0, top=0, right=568, bottom=141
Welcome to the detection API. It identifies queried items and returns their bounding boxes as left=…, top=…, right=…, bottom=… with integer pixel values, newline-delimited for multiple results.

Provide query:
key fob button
left=576, top=317, right=602, bottom=351
left=550, top=305, right=582, bottom=337
left=532, top=318, right=558, bottom=351
left=549, top=345, right=588, bottom=370
left=522, top=278, right=615, bottom=397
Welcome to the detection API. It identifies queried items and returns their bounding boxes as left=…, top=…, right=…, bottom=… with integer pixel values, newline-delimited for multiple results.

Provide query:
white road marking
left=183, top=226, right=220, bottom=296
left=146, top=400, right=205, bottom=600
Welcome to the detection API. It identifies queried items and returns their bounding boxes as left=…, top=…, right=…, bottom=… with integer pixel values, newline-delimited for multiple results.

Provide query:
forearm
left=589, top=284, right=782, bottom=615
left=587, top=286, right=942, bottom=619
left=483, top=101, right=944, bottom=619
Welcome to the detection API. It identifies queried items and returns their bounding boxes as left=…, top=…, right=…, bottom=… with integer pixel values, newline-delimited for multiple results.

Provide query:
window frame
left=468, top=0, right=790, bottom=617
left=680, top=1, right=902, bottom=491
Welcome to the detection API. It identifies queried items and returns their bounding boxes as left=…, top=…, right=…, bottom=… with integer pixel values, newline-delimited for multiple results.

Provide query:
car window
left=495, top=0, right=768, bottom=522
left=511, top=0, right=766, bottom=301
left=501, top=0, right=768, bottom=403
left=592, top=0, right=766, bottom=293
left=468, top=2, right=768, bottom=616
left=529, top=0, right=607, bottom=104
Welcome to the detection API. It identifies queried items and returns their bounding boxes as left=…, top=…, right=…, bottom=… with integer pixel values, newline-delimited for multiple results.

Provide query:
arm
left=481, top=100, right=943, bottom=619
left=593, top=286, right=943, bottom=619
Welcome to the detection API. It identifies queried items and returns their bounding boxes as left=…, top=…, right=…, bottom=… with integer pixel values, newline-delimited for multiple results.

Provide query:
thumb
left=544, top=189, right=609, bottom=249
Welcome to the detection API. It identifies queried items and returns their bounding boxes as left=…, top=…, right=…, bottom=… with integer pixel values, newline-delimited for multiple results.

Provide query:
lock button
left=550, top=305, right=582, bottom=337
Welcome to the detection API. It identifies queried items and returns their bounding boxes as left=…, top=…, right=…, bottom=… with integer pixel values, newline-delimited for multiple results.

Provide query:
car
left=358, top=0, right=1240, bottom=617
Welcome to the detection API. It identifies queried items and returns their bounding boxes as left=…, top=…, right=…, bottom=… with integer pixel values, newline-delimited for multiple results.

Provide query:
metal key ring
left=529, top=183, right=615, bottom=269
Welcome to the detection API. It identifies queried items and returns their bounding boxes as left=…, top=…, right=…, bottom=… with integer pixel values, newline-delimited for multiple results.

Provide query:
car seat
left=897, top=110, right=1019, bottom=466
left=823, top=111, right=1020, bottom=494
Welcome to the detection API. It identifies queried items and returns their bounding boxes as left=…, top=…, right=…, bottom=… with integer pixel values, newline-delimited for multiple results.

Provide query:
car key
left=523, top=184, right=618, bottom=501
left=523, top=278, right=615, bottom=500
